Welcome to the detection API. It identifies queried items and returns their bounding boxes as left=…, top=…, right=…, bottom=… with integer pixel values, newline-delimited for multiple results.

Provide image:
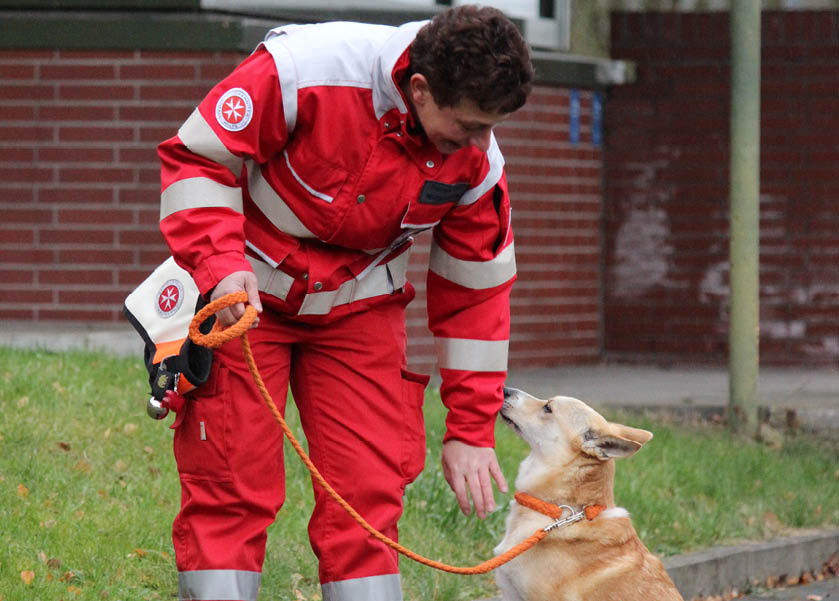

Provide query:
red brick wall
left=0, top=49, right=243, bottom=322
left=0, top=49, right=603, bottom=371
left=606, top=10, right=839, bottom=365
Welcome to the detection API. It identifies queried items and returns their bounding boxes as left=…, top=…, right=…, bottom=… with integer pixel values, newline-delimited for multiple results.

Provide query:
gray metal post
left=728, top=0, right=761, bottom=435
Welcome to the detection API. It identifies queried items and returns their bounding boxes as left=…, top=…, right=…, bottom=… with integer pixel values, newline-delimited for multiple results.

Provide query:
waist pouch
left=123, top=257, right=213, bottom=400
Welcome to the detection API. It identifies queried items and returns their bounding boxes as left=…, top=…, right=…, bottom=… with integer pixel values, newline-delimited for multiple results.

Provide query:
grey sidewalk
left=504, top=363, right=839, bottom=433
left=505, top=364, right=839, bottom=410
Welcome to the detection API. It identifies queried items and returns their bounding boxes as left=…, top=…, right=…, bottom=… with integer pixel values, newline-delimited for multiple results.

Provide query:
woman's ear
left=409, top=73, right=432, bottom=107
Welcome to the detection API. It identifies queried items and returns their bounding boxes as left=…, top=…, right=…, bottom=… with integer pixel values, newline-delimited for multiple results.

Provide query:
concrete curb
left=475, top=530, right=839, bottom=601
left=664, top=530, right=839, bottom=599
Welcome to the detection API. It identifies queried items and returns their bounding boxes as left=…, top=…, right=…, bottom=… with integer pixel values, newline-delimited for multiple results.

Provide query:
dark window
left=539, top=0, right=555, bottom=18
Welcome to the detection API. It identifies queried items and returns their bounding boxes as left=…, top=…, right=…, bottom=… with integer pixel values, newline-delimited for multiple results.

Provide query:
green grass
left=1, top=347, right=838, bottom=601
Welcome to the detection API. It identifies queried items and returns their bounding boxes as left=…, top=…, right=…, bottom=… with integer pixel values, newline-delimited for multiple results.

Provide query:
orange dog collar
left=514, top=492, right=606, bottom=531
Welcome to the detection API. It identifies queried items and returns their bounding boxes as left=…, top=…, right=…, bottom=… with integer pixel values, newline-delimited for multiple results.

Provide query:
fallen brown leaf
left=134, top=548, right=147, bottom=558
left=20, top=570, right=35, bottom=585
left=17, top=483, right=29, bottom=498
left=73, top=459, right=92, bottom=473
left=47, top=557, right=62, bottom=569
left=825, top=552, right=839, bottom=575
left=57, top=442, right=71, bottom=451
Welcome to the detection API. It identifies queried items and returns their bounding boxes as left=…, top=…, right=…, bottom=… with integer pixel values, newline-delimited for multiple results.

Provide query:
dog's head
left=500, top=387, right=652, bottom=466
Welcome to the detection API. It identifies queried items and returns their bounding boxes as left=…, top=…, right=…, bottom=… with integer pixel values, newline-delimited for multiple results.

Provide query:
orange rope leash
left=188, top=292, right=549, bottom=575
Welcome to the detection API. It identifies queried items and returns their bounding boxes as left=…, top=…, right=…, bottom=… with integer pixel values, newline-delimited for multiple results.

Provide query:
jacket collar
left=372, top=20, right=427, bottom=121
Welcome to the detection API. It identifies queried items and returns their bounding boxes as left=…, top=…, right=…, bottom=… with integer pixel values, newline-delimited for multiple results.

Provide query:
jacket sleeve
left=427, top=155, right=516, bottom=448
left=157, top=46, right=290, bottom=295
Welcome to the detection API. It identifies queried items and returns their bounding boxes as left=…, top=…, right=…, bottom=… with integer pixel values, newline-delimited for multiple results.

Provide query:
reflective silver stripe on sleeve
left=435, top=337, right=509, bottom=372
left=246, top=162, right=316, bottom=238
left=178, top=569, right=260, bottom=601
left=246, top=254, right=294, bottom=301
left=299, top=250, right=410, bottom=316
left=262, top=33, right=298, bottom=134
left=321, top=573, right=402, bottom=601
left=458, top=134, right=504, bottom=207
left=429, top=241, right=516, bottom=290
left=160, top=177, right=243, bottom=220
left=177, top=108, right=244, bottom=177
left=283, top=150, right=333, bottom=203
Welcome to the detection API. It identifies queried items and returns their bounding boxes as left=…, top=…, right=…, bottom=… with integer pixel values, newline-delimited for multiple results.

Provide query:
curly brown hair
left=409, top=5, right=534, bottom=114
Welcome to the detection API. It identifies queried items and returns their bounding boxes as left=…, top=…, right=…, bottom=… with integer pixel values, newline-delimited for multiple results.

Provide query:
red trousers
left=171, top=300, right=428, bottom=601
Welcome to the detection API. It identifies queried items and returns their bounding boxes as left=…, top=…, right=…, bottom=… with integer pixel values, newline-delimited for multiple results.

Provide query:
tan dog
left=494, top=388, right=684, bottom=601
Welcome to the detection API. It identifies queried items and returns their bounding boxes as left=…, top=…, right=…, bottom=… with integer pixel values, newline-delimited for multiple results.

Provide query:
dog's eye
left=542, top=403, right=552, bottom=414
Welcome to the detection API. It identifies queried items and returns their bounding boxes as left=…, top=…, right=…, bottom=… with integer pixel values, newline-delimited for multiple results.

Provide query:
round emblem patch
left=215, top=87, right=253, bottom=132
left=156, top=279, right=184, bottom=319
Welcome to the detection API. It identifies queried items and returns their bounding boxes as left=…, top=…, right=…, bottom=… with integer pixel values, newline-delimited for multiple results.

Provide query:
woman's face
left=408, top=74, right=509, bottom=155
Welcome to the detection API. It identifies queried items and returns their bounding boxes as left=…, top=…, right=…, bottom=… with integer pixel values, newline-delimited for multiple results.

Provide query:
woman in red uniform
left=157, top=5, right=533, bottom=600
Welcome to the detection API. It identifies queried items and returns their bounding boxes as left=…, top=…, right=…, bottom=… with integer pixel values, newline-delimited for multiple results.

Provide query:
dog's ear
left=581, top=424, right=653, bottom=460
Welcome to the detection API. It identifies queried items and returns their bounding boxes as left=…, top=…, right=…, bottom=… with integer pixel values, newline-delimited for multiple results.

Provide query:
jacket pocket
left=281, top=143, right=348, bottom=204
left=400, top=180, right=466, bottom=228
left=399, top=369, right=430, bottom=486
left=172, top=361, right=232, bottom=482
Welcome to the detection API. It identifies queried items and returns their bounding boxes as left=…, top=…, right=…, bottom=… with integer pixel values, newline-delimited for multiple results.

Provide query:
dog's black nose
left=503, top=387, right=515, bottom=400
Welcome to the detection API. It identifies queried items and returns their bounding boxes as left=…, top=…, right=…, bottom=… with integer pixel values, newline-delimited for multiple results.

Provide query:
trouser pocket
left=173, top=361, right=232, bottom=482
left=399, top=369, right=429, bottom=485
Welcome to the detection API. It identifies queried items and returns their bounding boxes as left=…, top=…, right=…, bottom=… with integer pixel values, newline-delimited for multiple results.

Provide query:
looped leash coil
left=188, top=292, right=553, bottom=575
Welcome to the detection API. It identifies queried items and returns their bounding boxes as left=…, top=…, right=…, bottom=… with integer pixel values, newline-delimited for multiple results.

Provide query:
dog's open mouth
left=499, top=404, right=521, bottom=435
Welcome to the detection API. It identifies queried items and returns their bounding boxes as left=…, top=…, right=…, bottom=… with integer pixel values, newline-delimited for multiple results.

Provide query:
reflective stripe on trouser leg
left=321, top=574, right=402, bottom=601
left=178, top=569, right=261, bottom=601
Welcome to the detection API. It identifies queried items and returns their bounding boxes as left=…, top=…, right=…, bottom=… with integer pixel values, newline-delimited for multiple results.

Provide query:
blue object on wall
left=592, top=91, right=603, bottom=147
left=569, top=89, right=580, bottom=145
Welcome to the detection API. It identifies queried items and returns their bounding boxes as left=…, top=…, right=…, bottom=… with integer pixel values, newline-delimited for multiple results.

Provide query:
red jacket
left=158, top=20, right=516, bottom=447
